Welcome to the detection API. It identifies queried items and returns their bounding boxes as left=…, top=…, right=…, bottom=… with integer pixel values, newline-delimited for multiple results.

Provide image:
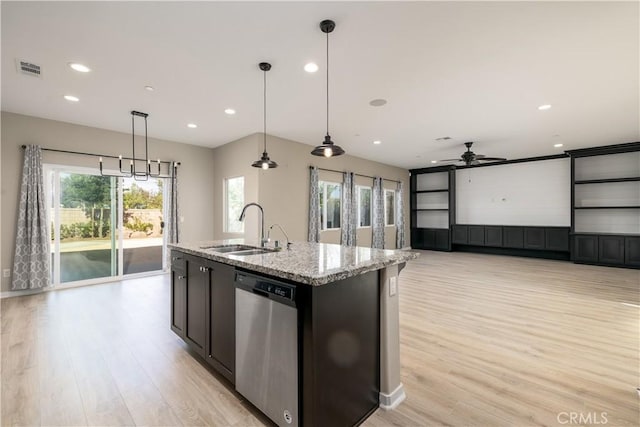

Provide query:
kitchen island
left=169, top=240, right=418, bottom=427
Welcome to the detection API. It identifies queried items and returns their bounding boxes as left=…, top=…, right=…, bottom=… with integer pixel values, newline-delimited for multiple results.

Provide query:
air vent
left=16, top=59, right=42, bottom=77
left=435, top=136, right=452, bottom=142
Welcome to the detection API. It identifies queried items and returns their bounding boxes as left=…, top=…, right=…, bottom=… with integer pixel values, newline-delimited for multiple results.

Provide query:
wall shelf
left=415, top=189, right=449, bottom=193
left=413, top=208, right=449, bottom=211
left=574, top=206, right=640, bottom=210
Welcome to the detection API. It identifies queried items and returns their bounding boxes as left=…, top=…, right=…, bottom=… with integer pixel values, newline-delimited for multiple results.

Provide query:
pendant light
left=252, top=62, right=278, bottom=169
left=99, top=111, right=173, bottom=180
left=311, top=19, right=345, bottom=158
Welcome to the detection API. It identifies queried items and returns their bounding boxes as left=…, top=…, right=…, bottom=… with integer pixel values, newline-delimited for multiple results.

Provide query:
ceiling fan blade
left=475, top=154, right=486, bottom=159
left=437, top=158, right=462, bottom=162
left=477, top=157, right=506, bottom=162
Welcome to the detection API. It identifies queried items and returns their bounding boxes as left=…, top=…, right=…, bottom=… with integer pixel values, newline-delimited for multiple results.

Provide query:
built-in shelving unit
left=409, top=166, right=455, bottom=251
left=567, top=142, right=640, bottom=268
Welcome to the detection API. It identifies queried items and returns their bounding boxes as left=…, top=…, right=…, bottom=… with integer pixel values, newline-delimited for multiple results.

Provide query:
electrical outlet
left=389, top=276, right=397, bottom=296
left=3, top=269, right=10, bottom=278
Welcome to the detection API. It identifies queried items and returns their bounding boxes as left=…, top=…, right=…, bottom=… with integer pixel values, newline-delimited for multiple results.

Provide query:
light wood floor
left=1, top=251, right=638, bottom=426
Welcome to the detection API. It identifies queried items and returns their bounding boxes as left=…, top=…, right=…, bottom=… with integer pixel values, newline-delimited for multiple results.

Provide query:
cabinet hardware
left=172, top=257, right=182, bottom=261
left=178, top=275, right=185, bottom=280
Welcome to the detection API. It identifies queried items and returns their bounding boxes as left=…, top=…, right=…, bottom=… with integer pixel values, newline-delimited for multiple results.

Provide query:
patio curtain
left=12, top=145, right=50, bottom=290
left=164, top=162, right=179, bottom=267
left=340, top=171, right=357, bottom=246
left=372, top=176, right=385, bottom=249
left=308, top=167, right=320, bottom=242
left=396, top=181, right=405, bottom=249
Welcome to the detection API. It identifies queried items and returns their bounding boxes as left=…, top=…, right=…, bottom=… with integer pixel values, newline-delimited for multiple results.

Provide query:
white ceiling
left=2, top=1, right=638, bottom=169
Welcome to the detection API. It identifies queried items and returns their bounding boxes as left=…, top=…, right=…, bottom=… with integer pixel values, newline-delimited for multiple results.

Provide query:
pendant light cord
left=326, top=30, right=329, bottom=137
left=264, top=69, right=267, bottom=152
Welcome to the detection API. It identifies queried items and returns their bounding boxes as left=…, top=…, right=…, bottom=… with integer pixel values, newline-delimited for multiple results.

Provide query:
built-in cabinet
left=171, top=251, right=236, bottom=383
left=568, top=142, right=640, bottom=269
left=452, top=225, right=569, bottom=253
left=410, top=166, right=455, bottom=251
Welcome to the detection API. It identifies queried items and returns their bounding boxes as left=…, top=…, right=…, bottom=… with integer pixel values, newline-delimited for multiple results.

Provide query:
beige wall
left=212, top=133, right=410, bottom=248
left=1, top=112, right=215, bottom=292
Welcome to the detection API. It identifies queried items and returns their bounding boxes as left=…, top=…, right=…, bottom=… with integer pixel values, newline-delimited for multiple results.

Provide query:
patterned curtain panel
left=12, top=145, right=50, bottom=290
left=308, top=167, right=320, bottom=242
left=396, top=181, right=405, bottom=249
left=340, top=172, right=357, bottom=246
left=164, top=162, right=180, bottom=268
left=372, top=177, right=385, bottom=249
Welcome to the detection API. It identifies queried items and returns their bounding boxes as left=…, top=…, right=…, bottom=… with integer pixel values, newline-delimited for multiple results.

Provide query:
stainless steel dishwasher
left=235, top=271, right=298, bottom=427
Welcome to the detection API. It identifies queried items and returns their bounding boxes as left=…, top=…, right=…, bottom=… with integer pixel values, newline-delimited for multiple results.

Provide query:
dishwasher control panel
left=236, top=272, right=296, bottom=302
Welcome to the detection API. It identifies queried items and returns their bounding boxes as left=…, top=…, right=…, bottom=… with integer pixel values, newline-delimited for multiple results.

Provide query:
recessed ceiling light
left=63, top=95, right=79, bottom=102
left=554, top=143, right=563, bottom=148
left=144, top=85, right=155, bottom=92
left=373, top=140, right=382, bottom=145
left=224, top=108, right=236, bottom=115
left=68, top=63, right=90, bottom=73
left=187, top=123, right=197, bottom=128
left=304, top=62, right=319, bottom=73
left=431, top=160, right=438, bottom=164
left=369, top=99, right=387, bottom=107
left=538, top=104, right=552, bottom=110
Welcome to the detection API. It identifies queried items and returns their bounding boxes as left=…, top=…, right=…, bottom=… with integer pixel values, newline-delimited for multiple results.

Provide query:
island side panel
left=302, top=270, right=380, bottom=427
left=379, top=264, right=406, bottom=409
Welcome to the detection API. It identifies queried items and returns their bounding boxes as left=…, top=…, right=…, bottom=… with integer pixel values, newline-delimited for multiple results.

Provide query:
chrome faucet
left=267, top=224, right=292, bottom=250
left=238, top=203, right=267, bottom=247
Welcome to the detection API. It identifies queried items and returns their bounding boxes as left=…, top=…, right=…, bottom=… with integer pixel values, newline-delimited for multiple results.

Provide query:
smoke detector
left=16, top=59, right=42, bottom=78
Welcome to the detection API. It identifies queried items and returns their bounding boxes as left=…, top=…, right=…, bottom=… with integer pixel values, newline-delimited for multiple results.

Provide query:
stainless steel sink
left=201, top=244, right=256, bottom=253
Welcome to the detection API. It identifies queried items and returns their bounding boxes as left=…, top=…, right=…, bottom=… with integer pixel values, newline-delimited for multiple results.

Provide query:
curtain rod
left=309, top=165, right=401, bottom=184
left=21, top=145, right=180, bottom=166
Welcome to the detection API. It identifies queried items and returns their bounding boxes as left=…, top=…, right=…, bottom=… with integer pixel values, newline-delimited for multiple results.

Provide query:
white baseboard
left=0, top=288, right=45, bottom=299
left=401, top=246, right=412, bottom=250
left=379, top=383, right=406, bottom=410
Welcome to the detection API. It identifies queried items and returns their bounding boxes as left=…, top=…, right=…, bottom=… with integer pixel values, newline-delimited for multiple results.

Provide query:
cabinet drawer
left=524, top=227, right=545, bottom=249
left=545, top=228, right=569, bottom=251
left=503, top=227, right=524, bottom=248
left=171, top=251, right=186, bottom=270
left=452, top=225, right=468, bottom=244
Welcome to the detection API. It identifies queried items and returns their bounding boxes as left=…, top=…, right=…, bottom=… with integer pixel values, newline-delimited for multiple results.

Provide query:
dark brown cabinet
left=573, top=235, right=598, bottom=263
left=171, top=251, right=236, bottom=384
left=468, top=226, right=485, bottom=246
left=524, top=228, right=545, bottom=249
left=484, top=226, right=503, bottom=247
left=625, top=237, right=640, bottom=267
left=503, top=227, right=524, bottom=248
left=452, top=225, right=468, bottom=244
left=207, top=262, right=235, bottom=383
left=170, top=255, right=187, bottom=338
left=185, top=256, right=209, bottom=357
left=545, top=228, right=569, bottom=251
left=598, top=236, right=625, bottom=265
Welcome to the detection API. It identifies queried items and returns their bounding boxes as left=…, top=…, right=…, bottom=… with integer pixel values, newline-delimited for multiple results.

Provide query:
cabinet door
left=435, top=229, right=450, bottom=250
left=185, top=258, right=208, bottom=357
left=452, top=225, right=468, bottom=244
left=625, top=237, right=640, bottom=267
left=598, top=236, right=625, bottom=265
left=573, top=235, right=598, bottom=262
left=524, top=227, right=545, bottom=249
left=485, top=226, right=503, bottom=247
left=545, top=228, right=569, bottom=251
left=208, top=262, right=236, bottom=383
left=503, top=227, right=524, bottom=248
left=423, top=229, right=437, bottom=249
left=171, top=268, right=186, bottom=338
left=468, top=226, right=485, bottom=246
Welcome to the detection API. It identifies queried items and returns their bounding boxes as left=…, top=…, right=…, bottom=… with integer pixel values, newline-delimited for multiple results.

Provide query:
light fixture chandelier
left=252, top=62, right=278, bottom=169
left=311, top=19, right=345, bottom=158
left=99, top=111, right=173, bottom=180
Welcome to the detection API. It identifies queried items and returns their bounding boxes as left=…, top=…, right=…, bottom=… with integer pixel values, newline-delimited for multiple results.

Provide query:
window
left=385, top=189, right=395, bottom=226
left=319, top=181, right=341, bottom=230
left=225, top=176, right=244, bottom=233
left=357, top=186, right=372, bottom=227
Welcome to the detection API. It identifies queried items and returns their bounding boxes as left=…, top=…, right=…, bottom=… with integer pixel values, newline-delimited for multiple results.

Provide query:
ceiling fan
left=438, top=142, right=506, bottom=166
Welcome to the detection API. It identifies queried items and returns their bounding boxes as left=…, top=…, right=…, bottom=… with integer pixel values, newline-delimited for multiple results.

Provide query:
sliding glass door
left=46, top=165, right=166, bottom=286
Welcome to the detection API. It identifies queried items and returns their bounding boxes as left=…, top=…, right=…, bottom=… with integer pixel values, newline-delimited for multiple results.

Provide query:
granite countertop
left=169, top=239, right=419, bottom=286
